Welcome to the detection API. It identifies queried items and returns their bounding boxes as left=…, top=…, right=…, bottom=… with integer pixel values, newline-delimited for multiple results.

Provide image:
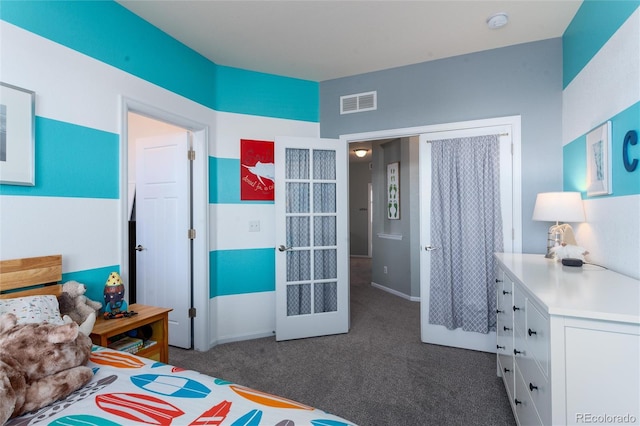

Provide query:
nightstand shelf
left=90, top=303, right=172, bottom=363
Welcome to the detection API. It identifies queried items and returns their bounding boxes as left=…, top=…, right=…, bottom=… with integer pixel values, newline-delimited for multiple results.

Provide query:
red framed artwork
left=240, top=139, right=274, bottom=201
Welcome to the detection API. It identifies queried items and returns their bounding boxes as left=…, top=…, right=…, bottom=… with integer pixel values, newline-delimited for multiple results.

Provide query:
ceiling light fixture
left=354, top=149, right=368, bottom=158
left=487, top=12, right=509, bottom=30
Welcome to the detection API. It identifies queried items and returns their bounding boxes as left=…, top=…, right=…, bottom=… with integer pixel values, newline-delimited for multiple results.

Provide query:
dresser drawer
left=517, top=352, right=551, bottom=425
left=498, top=354, right=515, bottom=402
left=514, top=363, right=543, bottom=426
left=496, top=277, right=513, bottom=354
left=513, top=282, right=527, bottom=337
left=525, top=298, right=549, bottom=376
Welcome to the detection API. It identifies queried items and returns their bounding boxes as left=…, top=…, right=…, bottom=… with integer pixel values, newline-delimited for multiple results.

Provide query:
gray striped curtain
left=428, top=135, right=503, bottom=333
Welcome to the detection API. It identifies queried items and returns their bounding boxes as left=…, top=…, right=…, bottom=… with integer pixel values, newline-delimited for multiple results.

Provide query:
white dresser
left=495, top=253, right=640, bottom=426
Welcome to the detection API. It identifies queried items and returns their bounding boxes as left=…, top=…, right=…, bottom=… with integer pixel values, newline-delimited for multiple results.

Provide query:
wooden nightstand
left=89, top=303, right=172, bottom=363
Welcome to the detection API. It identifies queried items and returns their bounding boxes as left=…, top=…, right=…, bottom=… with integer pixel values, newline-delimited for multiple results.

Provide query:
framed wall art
left=586, top=121, right=612, bottom=196
left=387, top=161, right=399, bottom=219
left=240, top=139, right=274, bottom=200
left=0, top=82, right=35, bottom=186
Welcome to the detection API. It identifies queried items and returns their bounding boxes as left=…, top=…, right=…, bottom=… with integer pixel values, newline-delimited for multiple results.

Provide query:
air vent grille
left=340, top=91, right=377, bottom=114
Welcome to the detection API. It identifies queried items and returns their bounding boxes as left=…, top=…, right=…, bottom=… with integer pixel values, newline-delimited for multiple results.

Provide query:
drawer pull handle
left=502, top=290, right=511, bottom=295
left=513, top=306, right=521, bottom=312
left=503, top=326, right=511, bottom=331
left=497, top=345, right=505, bottom=350
left=503, top=367, right=511, bottom=373
left=496, top=309, right=504, bottom=314
left=514, top=349, right=522, bottom=356
left=528, top=328, right=537, bottom=336
left=514, top=399, right=522, bottom=405
left=529, top=383, right=538, bottom=392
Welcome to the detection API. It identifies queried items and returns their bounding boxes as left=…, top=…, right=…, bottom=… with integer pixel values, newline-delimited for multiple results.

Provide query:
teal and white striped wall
left=562, top=0, right=640, bottom=278
left=0, top=1, right=319, bottom=345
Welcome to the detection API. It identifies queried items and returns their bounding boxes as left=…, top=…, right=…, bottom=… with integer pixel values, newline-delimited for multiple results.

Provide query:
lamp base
left=545, top=223, right=577, bottom=258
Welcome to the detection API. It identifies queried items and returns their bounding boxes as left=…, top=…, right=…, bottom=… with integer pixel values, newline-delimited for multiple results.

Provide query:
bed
left=0, top=255, right=355, bottom=426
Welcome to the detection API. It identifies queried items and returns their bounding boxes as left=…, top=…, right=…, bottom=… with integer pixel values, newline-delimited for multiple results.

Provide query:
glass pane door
left=275, top=136, right=348, bottom=341
left=284, top=148, right=338, bottom=317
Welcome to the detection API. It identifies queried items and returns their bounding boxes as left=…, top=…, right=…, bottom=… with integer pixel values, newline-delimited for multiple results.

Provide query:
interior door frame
left=121, top=97, right=209, bottom=351
left=340, top=115, right=522, bottom=343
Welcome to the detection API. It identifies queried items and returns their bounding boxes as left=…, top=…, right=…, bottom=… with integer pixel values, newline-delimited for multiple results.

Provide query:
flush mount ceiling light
left=487, top=12, right=509, bottom=29
left=354, top=149, right=368, bottom=158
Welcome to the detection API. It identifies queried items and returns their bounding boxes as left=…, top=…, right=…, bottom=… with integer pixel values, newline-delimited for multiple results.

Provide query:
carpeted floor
left=169, top=257, right=515, bottom=425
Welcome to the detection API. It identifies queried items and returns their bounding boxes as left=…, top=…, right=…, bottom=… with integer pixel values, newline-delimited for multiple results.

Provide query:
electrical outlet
left=384, top=266, right=388, bottom=274
left=249, top=220, right=260, bottom=232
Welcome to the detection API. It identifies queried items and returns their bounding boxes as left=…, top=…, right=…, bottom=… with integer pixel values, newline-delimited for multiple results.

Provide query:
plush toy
left=58, top=281, right=102, bottom=336
left=103, top=272, right=128, bottom=313
left=0, top=313, right=93, bottom=424
left=550, top=243, right=589, bottom=262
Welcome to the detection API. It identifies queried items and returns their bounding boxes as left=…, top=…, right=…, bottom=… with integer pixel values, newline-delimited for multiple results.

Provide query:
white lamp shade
left=532, top=192, right=585, bottom=223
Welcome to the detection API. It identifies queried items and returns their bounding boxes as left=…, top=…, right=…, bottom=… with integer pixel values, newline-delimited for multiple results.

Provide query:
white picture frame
left=387, top=161, right=399, bottom=219
left=0, top=82, right=36, bottom=186
left=586, top=121, right=612, bottom=197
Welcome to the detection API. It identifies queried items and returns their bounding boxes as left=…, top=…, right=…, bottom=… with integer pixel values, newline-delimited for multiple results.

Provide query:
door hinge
left=188, top=228, right=196, bottom=239
left=188, top=149, right=196, bottom=161
left=188, top=307, right=196, bottom=318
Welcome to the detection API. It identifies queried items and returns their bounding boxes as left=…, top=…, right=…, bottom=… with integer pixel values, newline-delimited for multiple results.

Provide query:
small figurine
left=103, top=272, right=128, bottom=314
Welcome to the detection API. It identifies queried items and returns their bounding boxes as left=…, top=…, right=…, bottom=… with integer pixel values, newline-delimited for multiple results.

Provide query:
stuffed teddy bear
left=58, top=281, right=102, bottom=335
left=0, top=313, right=93, bottom=424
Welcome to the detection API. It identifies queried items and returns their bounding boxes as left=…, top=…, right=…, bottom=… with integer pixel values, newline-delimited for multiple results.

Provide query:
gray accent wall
left=322, top=39, right=564, bottom=263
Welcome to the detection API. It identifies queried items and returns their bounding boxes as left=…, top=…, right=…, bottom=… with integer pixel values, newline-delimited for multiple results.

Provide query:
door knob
left=135, top=245, right=145, bottom=252
left=278, top=245, right=292, bottom=252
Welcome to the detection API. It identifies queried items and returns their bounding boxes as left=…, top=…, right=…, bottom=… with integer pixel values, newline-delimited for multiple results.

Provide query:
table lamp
left=532, top=192, right=585, bottom=258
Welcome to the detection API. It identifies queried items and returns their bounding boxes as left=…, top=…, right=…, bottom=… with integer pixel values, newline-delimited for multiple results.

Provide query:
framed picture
left=387, top=162, right=399, bottom=219
left=586, top=121, right=612, bottom=196
left=0, top=82, right=35, bottom=186
left=240, top=139, right=274, bottom=200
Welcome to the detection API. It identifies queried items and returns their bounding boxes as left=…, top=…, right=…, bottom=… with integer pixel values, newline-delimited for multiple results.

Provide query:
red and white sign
left=240, top=139, right=274, bottom=201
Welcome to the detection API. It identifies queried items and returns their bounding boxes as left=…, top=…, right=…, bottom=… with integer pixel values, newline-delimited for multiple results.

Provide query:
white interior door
left=274, top=136, right=349, bottom=341
left=136, top=132, right=191, bottom=349
left=419, top=125, right=515, bottom=352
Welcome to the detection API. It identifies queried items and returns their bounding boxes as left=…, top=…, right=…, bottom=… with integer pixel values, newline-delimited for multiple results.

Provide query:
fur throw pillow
left=0, top=313, right=93, bottom=424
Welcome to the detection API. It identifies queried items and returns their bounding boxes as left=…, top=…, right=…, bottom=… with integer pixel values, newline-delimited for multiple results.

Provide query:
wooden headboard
left=0, top=255, right=63, bottom=299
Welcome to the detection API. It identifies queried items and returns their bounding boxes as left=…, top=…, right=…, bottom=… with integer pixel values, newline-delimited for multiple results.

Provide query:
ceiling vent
left=340, top=91, right=377, bottom=114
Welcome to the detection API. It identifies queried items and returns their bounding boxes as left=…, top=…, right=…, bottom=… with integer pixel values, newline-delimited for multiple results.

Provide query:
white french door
left=274, top=136, right=349, bottom=341
left=135, top=132, right=192, bottom=349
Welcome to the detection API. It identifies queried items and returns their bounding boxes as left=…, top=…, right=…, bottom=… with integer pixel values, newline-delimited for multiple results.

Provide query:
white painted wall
left=562, top=11, right=640, bottom=279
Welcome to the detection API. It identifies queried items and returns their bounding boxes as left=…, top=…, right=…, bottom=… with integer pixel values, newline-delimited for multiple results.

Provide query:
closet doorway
left=121, top=98, right=209, bottom=351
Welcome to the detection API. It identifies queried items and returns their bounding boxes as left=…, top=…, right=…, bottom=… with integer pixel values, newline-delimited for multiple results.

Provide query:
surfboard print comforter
left=6, top=346, right=355, bottom=426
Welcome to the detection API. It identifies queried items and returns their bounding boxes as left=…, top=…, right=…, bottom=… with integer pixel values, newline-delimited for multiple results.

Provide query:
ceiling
left=117, top=0, right=582, bottom=82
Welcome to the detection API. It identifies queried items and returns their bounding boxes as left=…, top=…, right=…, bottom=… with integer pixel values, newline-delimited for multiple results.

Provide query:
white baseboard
left=212, top=331, right=275, bottom=347
left=371, top=281, right=420, bottom=302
